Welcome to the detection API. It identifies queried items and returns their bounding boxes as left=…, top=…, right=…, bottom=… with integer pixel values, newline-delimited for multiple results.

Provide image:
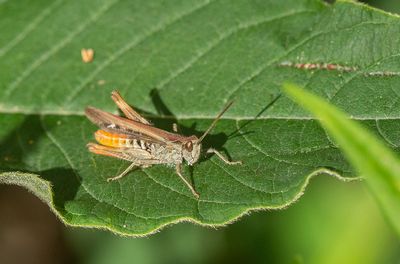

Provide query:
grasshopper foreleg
left=206, top=148, right=242, bottom=165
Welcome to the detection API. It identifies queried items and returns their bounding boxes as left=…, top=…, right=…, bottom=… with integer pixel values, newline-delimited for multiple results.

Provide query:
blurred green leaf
left=1, top=0, right=400, bottom=235
left=283, top=83, right=400, bottom=235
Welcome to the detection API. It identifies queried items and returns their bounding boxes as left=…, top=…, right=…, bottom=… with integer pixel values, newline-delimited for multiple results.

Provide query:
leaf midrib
left=35, top=105, right=337, bottom=226
left=1, top=108, right=400, bottom=121
left=3, top=1, right=399, bottom=121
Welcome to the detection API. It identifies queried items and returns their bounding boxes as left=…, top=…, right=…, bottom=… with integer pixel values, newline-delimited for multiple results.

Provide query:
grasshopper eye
left=185, top=141, right=193, bottom=152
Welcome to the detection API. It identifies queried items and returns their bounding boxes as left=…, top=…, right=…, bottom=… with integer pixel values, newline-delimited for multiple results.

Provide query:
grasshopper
left=85, top=91, right=241, bottom=198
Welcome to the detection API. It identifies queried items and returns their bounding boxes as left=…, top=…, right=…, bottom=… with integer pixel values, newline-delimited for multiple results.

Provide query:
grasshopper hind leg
left=87, top=143, right=151, bottom=182
left=175, top=164, right=199, bottom=199
left=107, top=163, right=137, bottom=182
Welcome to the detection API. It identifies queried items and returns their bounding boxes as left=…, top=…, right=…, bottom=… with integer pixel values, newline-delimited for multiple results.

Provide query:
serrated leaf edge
left=0, top=168, right=359, bottom=237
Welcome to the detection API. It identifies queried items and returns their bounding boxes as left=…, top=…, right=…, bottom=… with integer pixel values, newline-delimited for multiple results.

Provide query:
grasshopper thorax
left=182, top=136, right=201, bottom=165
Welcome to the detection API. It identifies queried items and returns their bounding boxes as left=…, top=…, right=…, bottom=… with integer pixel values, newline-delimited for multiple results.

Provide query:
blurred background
left=1, top=1, right=400, bottom=263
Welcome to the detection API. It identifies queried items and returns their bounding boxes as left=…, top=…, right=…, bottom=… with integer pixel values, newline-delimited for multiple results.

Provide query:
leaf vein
left=142, top=169, right=195, bottom=199
left=235, top=120, right=307, bottom=167
left=225, top=20, right=397, bottom=101
left=155, top=9, right=314, bottom=92
left=64, top=0, right=215, bottom=105
left=0, top=0, right=64, bottom=58
left=210, top=158, right=269, bottom=195
left=3, top=0, right=120, bottom=99
left=39, top=116, right=174, bottom=221
left=375, top=119, right=397, bottom=148
left=328, top=54, right=400, bottom=103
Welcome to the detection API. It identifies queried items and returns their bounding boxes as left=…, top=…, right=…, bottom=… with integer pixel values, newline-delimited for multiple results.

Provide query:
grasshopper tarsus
left=106, top=177, right=118, bottom=182
left=206, top=148, right=242, bottom=165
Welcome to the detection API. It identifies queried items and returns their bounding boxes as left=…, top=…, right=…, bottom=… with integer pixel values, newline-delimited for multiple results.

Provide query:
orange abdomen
left=95, top=130, right=130, bottom=148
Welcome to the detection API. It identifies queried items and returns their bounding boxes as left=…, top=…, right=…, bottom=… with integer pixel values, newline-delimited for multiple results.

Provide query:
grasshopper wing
left=85, top=107, right=186, bottom=144
left=111, top=91, right=152, bottom=125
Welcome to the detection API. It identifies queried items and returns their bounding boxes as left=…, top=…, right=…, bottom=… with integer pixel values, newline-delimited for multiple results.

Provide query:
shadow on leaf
left=0, top=115, right=80, bottom=213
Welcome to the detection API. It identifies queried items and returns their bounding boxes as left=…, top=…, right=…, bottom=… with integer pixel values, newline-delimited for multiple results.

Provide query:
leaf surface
left=1, top=0, right=400, bottom=235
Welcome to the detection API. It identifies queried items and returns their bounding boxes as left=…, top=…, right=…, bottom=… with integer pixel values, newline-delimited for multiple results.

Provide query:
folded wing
left=85, top=107, right=186, bottom=144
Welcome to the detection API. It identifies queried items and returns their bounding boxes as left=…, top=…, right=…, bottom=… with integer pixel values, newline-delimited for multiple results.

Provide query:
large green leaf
left=1, top=0, right=400, bottom=235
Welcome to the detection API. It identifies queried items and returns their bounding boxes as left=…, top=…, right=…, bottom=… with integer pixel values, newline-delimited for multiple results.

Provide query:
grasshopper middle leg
left=107, top=163, right=151, bottom=182
left=107, top=163, right=137, bottom=182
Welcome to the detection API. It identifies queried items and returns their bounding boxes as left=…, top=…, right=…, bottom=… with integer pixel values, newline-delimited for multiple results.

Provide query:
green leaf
left=1, top=0, right=400, bottom=235
left=283, top=83, right=400, bottom=235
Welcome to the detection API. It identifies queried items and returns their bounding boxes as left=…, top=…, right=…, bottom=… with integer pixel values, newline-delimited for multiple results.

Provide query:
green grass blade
left=283, top=83, right=400, bottom=235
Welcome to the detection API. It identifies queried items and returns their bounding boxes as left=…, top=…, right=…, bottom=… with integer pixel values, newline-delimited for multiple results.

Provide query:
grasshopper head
left=182, top=137, right=201, bottom=165
left=182, top=100, right=234, bottom=166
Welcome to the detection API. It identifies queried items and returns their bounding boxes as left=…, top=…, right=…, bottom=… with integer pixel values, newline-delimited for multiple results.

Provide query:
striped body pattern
left=93, top=129, right=182, bottom=165
left=95, top=130, right=151, bottom=150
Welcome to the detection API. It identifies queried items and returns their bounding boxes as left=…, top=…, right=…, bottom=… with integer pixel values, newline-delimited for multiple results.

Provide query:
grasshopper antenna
left=198, top=100, right=234, bottom=142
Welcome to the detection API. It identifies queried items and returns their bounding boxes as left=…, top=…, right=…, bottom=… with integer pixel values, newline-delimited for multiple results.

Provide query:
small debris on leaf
left=81, top=48, right=94, bottom=63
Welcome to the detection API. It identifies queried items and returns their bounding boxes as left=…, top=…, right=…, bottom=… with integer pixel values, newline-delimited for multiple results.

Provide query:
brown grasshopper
left=85, top=91, right=241, bottom=198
